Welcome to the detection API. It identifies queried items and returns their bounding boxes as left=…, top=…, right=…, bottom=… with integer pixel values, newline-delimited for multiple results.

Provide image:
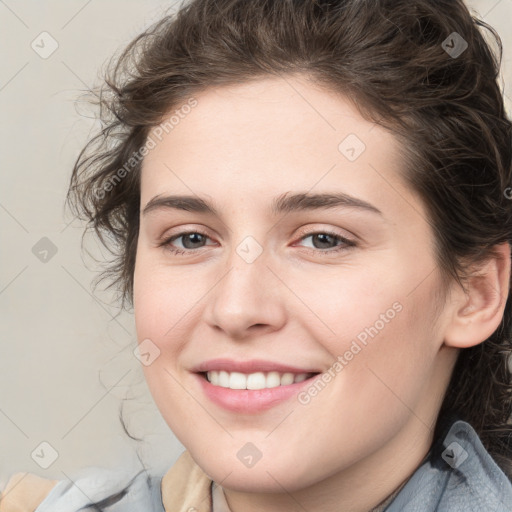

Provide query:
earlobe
left=443, top=242, right=511, bottom=349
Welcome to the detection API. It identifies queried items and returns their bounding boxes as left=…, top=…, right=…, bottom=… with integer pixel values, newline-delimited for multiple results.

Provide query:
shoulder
left=0, top=472, right=59, bottom=512
left=387, top=418, right=512, bottom=511
left=1, top=466, right=164, bottom=512
left=440, top=419, right=512, bottom=510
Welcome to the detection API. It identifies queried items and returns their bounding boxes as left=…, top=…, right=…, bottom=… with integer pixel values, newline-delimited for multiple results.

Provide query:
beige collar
left=161, top=450, right=214, bottom=512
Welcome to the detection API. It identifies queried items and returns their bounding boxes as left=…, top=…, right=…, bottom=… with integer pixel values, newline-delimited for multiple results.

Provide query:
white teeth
left=218, top=370, right=230, bottom=387
left=266, top=371, right=281, bottom=388
left=205, top=370, right=312, bottom=389
left=247, top=372, right=266, bottom=390
left=280, top=372, right=295, bottom=385
left=209, top=370, right=219, bottom=386
left=229, top=372, right=246, bottom=390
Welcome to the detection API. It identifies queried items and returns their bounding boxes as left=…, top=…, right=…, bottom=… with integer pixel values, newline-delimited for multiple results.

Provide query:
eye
left=158, top=229, right=357, bottom=256
left=295, top=230, right=357, bottom=255
left=158, top=230, right=214, bottom=255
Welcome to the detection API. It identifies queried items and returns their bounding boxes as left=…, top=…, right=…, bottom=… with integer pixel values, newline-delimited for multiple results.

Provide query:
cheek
left=287, top=261, right=406, bottom=343
left=293, top=262, right=440, bottom=403
left=133, top=251, right=204, bottom=347
left=133, top=263, right=198, bottom=438
left=133, top=251, right=212, bottom=427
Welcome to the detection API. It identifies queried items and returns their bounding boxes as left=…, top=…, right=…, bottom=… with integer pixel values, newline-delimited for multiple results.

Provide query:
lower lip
left=194, top=373, right=317, bottom=413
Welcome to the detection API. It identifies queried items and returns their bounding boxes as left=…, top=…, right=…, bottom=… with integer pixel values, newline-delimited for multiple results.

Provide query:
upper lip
left=192, top=358, right=321, bottom=374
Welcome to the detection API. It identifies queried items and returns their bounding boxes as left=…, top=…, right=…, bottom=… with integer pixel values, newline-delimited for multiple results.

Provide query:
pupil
left=184, top=233, right=204, bottom=248
left=315, top=233, right=334, bottom=249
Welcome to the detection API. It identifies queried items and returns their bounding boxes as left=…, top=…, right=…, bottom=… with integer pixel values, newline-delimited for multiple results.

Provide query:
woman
left=2, top=0, right=511, bottom=510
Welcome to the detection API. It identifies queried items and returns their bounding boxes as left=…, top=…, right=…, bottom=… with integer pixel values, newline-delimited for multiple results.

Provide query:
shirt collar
left=385, top=412, right=512, bottom=511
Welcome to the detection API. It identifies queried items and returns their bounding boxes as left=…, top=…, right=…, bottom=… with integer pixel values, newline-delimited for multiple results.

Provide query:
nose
left=203, top=242, right=287, bottom=340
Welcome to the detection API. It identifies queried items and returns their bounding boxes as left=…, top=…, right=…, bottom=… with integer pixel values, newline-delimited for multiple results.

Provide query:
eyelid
left=293, top=224, right=357, bottom=244
left=157, top=224, right=213, bottom=242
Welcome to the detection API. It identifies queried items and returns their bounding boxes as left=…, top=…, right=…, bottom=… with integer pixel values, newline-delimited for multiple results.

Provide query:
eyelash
left=158, top=229, right=357, bottom=257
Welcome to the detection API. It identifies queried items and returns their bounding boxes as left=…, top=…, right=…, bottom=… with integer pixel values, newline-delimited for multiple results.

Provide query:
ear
left=444, top=242, right=511, bottom=349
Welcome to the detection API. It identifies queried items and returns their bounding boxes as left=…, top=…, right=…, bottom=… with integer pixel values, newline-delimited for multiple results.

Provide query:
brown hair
left=66, top=0, right=512, bottom=489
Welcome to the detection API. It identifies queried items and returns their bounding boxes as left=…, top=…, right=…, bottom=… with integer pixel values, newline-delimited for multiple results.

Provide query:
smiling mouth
left=199, top=370, right=320, bottom=390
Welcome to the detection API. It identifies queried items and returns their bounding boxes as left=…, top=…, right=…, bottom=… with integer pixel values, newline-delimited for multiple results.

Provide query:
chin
left=193, top=450, right=320, bottom=493
left=218, top=469, right=302, bottom=493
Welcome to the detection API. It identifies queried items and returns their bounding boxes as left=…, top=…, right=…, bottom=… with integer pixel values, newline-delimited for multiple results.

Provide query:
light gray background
left=1, top=0, right=511, bottom=487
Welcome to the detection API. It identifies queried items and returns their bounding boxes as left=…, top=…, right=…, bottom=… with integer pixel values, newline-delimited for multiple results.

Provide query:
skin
left=133, top=74, right=510, bottom=512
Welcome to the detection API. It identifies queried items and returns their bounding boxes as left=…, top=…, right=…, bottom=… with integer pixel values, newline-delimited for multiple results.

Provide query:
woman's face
left=133, top=75, right=458, bottom=493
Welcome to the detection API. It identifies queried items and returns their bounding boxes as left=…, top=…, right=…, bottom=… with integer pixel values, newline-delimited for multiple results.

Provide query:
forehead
left=144, top=75, right=394, bottom=160
left=140, top=75, right=421, bottom=220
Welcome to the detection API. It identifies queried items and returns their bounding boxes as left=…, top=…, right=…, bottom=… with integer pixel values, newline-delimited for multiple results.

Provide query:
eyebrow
left=142, top=191, right=383, bottom=217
